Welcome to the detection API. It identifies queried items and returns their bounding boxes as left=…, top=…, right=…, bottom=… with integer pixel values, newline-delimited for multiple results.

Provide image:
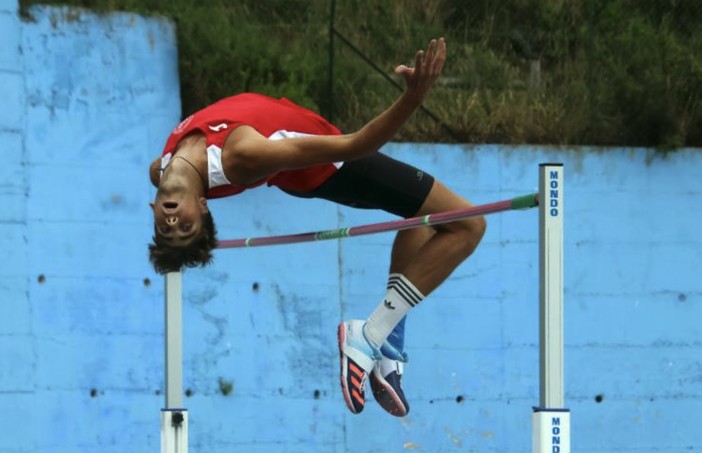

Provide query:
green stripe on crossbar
left=510, top=193, right=538, bottom=210
left=315, top=228, right=350, bottom=240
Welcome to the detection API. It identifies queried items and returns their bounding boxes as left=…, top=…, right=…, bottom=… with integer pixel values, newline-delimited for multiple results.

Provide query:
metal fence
left=324, top=0, right=702, bottom=146
left=54, top=0, right=698, bottom=146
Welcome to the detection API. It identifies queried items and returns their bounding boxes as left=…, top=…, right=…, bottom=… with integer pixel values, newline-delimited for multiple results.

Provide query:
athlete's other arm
left=149, top=157, right=161, bottom=187
left=226, top=37, right=446, bottom=186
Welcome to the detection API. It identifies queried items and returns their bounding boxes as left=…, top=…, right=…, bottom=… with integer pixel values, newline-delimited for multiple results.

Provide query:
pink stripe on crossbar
left=216, top=193, right=537, bottom=249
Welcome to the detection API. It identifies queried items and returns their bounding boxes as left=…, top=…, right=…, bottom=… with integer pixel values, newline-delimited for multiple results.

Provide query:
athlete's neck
left=158, top=156, right=206, bottom=197
left=174, top=156, right=207, bottom=189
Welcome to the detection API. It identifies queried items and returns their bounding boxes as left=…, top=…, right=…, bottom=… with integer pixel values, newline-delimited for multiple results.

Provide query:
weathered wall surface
left=0, top=3, right=180, bottom=452
left=0, top=2, right=700, bottom=452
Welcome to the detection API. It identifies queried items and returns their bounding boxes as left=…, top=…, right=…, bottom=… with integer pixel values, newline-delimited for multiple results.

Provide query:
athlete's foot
left=370, top=355, right=410, bottom=417
left=338, top=320, right=380, bottom=414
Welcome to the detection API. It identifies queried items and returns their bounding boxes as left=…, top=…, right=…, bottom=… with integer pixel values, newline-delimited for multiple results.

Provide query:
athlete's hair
left=148, top=211, right=218, bottom=274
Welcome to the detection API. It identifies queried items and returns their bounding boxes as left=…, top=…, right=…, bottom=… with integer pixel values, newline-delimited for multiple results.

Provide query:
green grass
left=20, top=0, right=702, bottom=148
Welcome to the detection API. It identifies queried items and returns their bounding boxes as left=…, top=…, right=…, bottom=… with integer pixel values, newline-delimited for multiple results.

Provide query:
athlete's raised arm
left=353, top=37, right=446, bottom=151
left=223, top=38, right=446, bottom=186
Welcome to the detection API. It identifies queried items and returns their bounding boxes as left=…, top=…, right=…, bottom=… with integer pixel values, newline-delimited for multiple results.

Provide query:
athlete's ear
left=199, top=197, right=208, bottom=213
left=149, top=202, right=155, bottom=209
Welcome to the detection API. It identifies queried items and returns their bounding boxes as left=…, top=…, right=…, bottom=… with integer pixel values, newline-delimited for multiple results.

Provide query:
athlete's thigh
left=287, top=153, right=435, bottom=218
left=414, top=179, right=489, bottom=238
left=414, top=179, right=474, bottom=217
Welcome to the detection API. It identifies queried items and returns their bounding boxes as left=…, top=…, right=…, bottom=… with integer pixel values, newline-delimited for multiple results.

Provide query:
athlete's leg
left=376, top=227, right=432, bottom=355
left=367, top=181, right=485, bottom=416
left=366, top=228, right=434, bottom=416
left=390, top=227, right=435, bottom=273
left=365, top=179, right=485, bottom=345
left=383, top=227, right=434, bottom=350
left=283, top=155, right=486, bottom=416
left=393, top=179, right=486, bottom=295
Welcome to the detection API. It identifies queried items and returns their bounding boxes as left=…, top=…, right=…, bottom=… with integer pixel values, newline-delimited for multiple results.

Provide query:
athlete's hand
left=395, top=37, right=446, bottom=102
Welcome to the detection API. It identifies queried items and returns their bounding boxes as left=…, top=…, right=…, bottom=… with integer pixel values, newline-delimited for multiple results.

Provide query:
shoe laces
left=395, top=360, right=404, bottom=376
left=359, top=372, right=369, bottom=391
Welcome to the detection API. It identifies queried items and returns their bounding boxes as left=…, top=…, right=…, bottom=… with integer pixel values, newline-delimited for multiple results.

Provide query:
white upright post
left=161, top=271, right=188, bottom=453
left=533, top=164, right=570, bottom=453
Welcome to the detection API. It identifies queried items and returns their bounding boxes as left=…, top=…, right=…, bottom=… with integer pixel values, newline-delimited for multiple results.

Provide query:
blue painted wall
left=1, top=3, right=700, bottom=452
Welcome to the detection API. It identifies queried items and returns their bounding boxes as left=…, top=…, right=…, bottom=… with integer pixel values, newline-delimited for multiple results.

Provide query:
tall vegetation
left=21, top=0, right=702, bottom=147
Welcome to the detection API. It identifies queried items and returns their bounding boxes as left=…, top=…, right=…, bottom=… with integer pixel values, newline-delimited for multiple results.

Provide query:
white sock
left=363, top=273, right=425, bottom=349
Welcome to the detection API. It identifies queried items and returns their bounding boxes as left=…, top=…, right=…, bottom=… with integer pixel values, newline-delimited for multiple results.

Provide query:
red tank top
left=161, top=93, right=342, bottom=198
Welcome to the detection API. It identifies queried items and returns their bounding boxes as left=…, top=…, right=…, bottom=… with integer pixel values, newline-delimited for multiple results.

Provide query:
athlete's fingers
left=432, top=38, right=446, bottom=76
left=413, top=49, right=424, bottom=81
left=425, top=39, right=437, bottom=68
left=394, top=64, right=413, bottom=76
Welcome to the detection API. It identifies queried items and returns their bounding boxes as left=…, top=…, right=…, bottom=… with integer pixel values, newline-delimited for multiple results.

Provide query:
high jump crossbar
left=161, top=163, right=569, bottom=453
left=217, top=193, right=539, bottom=249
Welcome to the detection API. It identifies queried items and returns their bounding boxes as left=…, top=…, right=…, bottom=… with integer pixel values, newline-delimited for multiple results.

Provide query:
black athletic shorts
left=282, top=153, right=435, bottom=218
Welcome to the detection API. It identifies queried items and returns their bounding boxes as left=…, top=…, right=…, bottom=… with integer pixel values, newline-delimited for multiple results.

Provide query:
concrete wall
left=0, top=3, right=700, bottom=452
left=0, top=3, right=180, bottom=452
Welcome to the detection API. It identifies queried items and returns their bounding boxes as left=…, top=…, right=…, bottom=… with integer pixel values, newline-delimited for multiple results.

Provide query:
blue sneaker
left=370, top=353, right=410, bottom=417
left=380, top=338, right=407, bottom=362
left=338, top=320, right=380, bottom=414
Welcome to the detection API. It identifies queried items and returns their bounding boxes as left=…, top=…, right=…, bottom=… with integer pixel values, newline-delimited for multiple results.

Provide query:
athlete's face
left=150, top=195, right=208, bottom=247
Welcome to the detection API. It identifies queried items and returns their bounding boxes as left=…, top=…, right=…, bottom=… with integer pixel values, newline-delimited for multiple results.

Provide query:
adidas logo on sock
left=384, top=299, right=396, bottom=310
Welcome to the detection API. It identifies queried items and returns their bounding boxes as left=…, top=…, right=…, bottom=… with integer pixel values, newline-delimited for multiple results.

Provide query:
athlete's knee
left=470, top=215, right=487, bottom=241
left=459, top=215, right=487, bottom=250
left=419, top=181, right=487, bottom=254
left=437, top=214, right=486, bottom=255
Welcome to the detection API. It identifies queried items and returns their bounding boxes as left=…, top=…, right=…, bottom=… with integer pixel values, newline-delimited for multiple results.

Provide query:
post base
left=161, top=408, right=188, bottom=453
left=532, top=407, right=570, bottom=453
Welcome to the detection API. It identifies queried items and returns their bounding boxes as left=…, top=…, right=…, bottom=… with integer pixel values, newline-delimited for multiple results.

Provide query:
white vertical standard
left=162, top=271, right=188, bottom=453
left=533, top=164, right=570, bottom=453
